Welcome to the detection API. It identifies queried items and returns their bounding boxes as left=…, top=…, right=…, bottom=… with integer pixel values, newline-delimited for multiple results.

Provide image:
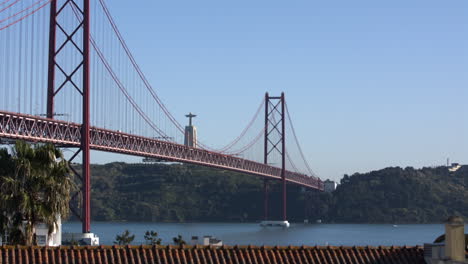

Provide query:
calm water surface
left=63, top=222, right=462, bottom=246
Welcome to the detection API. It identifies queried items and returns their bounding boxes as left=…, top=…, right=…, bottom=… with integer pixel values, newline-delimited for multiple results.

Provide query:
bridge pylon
left=261, top=92, right=288, bottom=227
left=47, top=0, right=92, bottom=234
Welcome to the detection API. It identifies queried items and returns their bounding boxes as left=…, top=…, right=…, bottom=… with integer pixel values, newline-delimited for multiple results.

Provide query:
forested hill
left=85, top=162, right=468, bottom=223
left=314, top=166, right=468, bottom=223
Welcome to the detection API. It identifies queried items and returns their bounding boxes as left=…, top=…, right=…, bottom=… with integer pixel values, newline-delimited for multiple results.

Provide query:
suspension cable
left=90, top=36, right=170, bottom=139
left=0, top=0, right=13, bottom=7
left=0, top=0, right=20, bottom=13
left=97, top=0, right=185, bottom=134
left=218, top=97, right=265, bottom=153
left=285, top=102, right=317, bottom=177
left=0, top=0, right=47, bottom=24
left=228, top=125, right=264, bottom=155
left=95, top=0, right=248, bottom=152
left=70, top=3, right=170, bottom=139
left=286, top=151, right=300, bottom=173
left=0, top=1, right=50, bottom=31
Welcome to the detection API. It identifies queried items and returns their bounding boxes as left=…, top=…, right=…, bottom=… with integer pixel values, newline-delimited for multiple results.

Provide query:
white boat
left=260, top=220, right=290, bottom=228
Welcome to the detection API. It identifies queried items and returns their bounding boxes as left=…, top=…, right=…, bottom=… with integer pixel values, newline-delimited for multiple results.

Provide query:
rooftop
left=0, top=245, right=425, bottom=264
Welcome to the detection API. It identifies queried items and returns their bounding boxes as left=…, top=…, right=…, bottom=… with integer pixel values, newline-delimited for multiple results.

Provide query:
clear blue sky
left=93, top=0, right=468, bottom=181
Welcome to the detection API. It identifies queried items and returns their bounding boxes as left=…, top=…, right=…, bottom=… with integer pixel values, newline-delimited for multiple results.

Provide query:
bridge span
left=0, top=111, right=324, bottom=190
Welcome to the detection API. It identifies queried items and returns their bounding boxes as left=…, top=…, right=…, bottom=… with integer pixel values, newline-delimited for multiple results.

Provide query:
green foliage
left=0, top=141, right=73, bottom=245
left=88, top=162, right=274, bottom=222
left=86, top=162, right=468, bottom=224
left=320, top=166, right=468, bottom=223
left=144, top=230, right=161, bottom=245
left=114, top=230, right=135, bottom=245
left=172, top=235, right=185, bottom=246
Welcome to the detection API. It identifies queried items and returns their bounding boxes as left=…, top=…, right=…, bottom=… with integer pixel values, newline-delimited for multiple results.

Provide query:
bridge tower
left=261, top=92, right=288, bottom=227
left=47, top=0, right=93, bottom=235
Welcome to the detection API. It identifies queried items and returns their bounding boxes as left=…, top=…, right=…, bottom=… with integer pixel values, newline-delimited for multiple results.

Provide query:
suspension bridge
left=0, top=0, right=323, bottom=234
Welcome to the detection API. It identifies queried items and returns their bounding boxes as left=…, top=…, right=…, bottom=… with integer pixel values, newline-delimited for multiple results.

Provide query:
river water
left=62, top=222, right=462, bottom=246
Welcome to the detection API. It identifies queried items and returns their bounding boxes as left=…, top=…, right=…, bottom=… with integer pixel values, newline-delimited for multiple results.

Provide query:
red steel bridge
left=0, top=0, right=323, bottom=233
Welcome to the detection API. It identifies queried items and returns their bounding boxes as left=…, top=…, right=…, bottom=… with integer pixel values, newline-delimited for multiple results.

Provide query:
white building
left=323, top=180, right=338, bottom=193
left=62, top=232, right=100, bottom=246
left=448, top=163, right=462, bottom=172
left=35, top=217, right=61, bottom=246
left=190, top=235, right=223, bottom=246
left=0, top=215, right=62, bottom=246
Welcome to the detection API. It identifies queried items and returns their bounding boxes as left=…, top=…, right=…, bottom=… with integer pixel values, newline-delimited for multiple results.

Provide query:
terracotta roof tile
left=0, top=245, right=425, bottom=264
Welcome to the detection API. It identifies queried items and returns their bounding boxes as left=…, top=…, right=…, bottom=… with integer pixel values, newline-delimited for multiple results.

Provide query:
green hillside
left=83, top=162, right=468, bottom=223
left=309, top=166, right=468, bottom=223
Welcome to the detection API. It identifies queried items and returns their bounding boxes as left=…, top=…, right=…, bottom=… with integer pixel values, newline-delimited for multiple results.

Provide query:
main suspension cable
left=0, top=0, right=50, bottom=31
left=0, top=0, right=21, bottom=13
left=0, top=0, right=47, bottom=24
left=218, top=97, right=265, bottom=153
left=285, top=102, right=317, bottom=177
left=70, top=3, right=171, bottom=139
left=97, top=0, right=185, bottom=134
left=228, top=126, right=264, bottom=155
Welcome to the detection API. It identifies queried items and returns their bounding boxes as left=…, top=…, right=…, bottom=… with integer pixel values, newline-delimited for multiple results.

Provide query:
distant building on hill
left=323, top=179, right=337, bottom=193
left=448, top=163, right=462, bottom=172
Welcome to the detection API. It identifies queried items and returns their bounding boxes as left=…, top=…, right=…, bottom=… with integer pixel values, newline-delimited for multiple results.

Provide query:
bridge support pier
left=261, top=92, right=289, bottom=227
left=82, top=0, right=91, bottom=235
left=281, top=92, right=286, bottom=222
left=263, top=179, right=268, bottom=220
left=47, top=0, right=93, bottom=236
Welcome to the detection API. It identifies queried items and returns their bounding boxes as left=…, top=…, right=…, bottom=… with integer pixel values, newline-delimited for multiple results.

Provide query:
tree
left=114, top=230, right=135, bottom=245
left=173, top=235, right=186, bottom=246
left=144, top=230, right=161, bottom=245
left=0, top=141, right=73, bottom=245
left=0, top=148, right=13, bottom=244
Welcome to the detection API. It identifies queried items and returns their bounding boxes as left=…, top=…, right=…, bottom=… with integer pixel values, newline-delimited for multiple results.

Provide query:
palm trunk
left=25, top=221, right=34, bottom=246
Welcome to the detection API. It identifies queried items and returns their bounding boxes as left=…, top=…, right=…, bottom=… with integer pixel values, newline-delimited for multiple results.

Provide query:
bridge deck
left=0, top=111, right=323, bottom=190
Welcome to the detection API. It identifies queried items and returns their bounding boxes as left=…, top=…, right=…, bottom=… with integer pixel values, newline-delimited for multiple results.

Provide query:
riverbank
left=62, top=221, right=455, bottom=246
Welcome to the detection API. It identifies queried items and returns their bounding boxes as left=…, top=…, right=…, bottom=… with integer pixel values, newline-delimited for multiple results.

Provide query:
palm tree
left=173, top=235, right=186, bottom=246
left=0, top=148, right=14, bottom=244
left=144, top=230, right=162, bottom=245
left=114, top=230, right=135, bottom=245
left=0, top=141, right=73, bottom=245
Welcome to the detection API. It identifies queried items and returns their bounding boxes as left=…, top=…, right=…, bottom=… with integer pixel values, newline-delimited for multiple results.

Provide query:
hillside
left=308, top=166, right=468, bottom=223
left=87, top=162, right=304, bottom=222
left=82, top=162, right=468, bottom=223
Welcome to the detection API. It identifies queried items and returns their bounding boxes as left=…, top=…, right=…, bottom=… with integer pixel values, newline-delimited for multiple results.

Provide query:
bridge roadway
left=0, top=111, right=323, bottom=190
